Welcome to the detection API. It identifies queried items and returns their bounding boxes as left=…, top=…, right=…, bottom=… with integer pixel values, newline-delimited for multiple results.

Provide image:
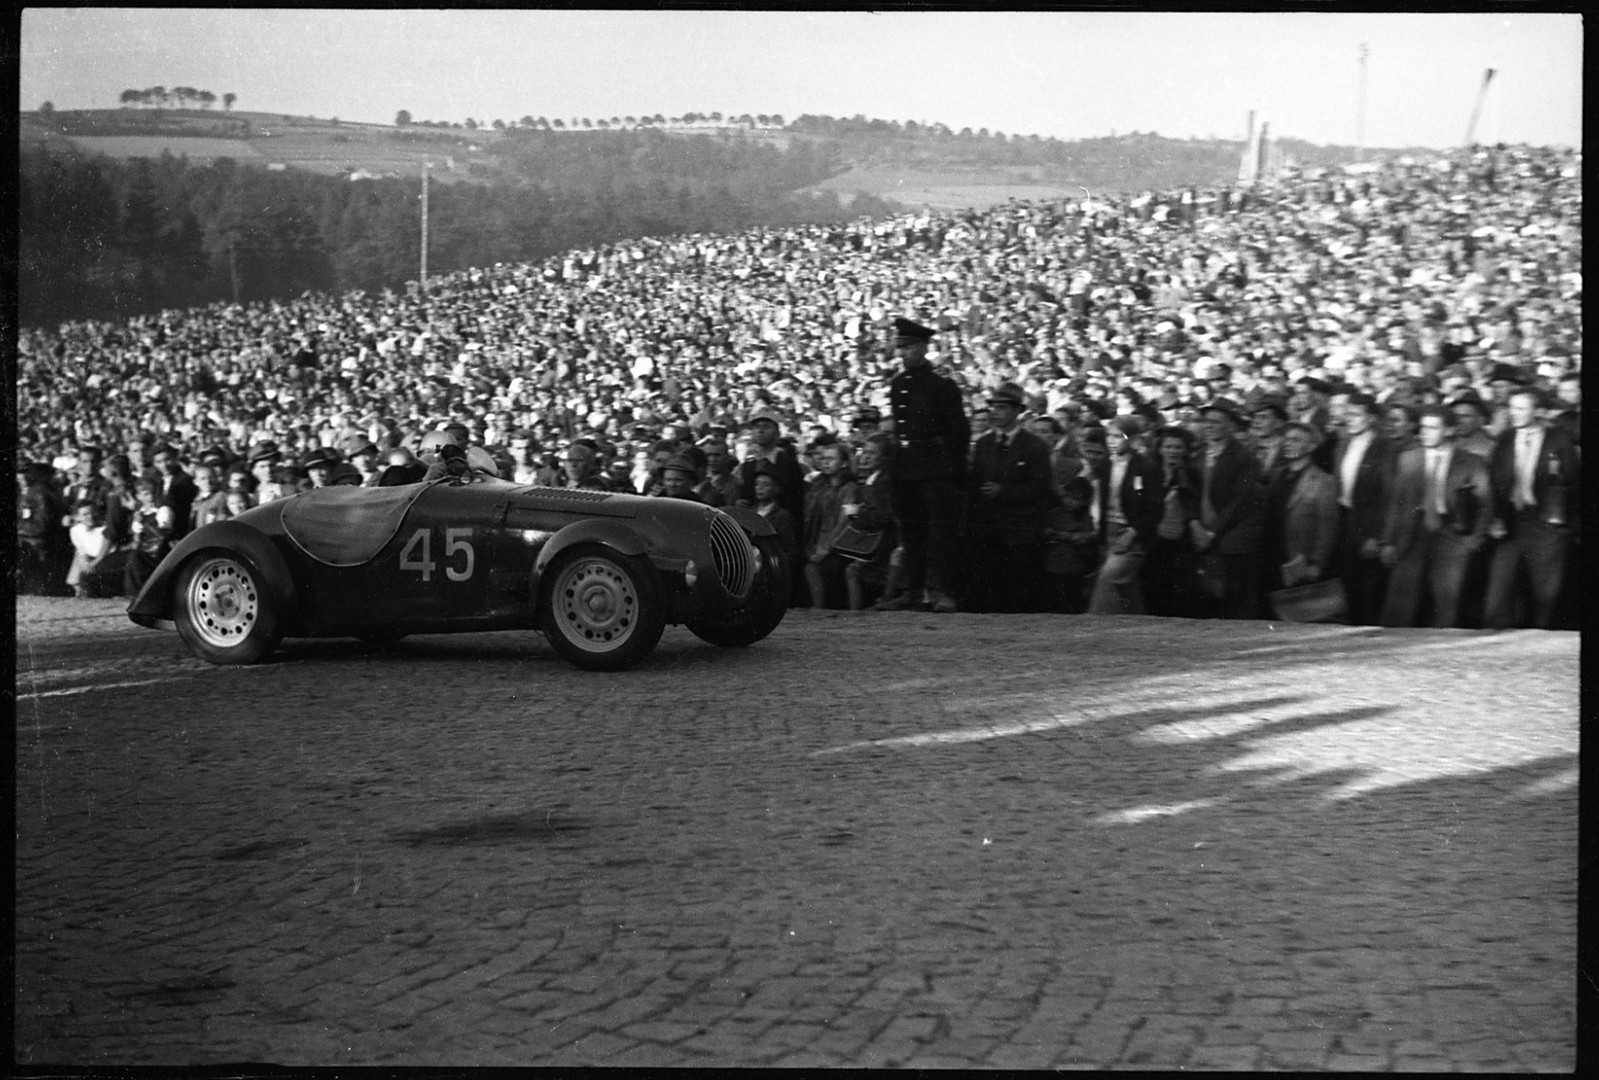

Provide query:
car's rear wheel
left=540, top=545, right=664, bottom=671
left=174, top=553, right=282, bottom=665
left=686, top=534, right=791, bottom=647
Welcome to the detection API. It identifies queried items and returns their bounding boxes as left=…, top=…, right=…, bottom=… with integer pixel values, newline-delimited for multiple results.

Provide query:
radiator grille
left=708, top=513, right=755, bottom=599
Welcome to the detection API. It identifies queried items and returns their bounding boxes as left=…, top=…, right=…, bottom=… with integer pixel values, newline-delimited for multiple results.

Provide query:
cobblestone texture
left=12, top=598, right=1579, bottom=1067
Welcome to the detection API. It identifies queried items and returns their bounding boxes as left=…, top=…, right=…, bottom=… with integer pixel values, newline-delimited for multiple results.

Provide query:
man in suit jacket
left=1378, top=405, right=1492, bottom=627
left=1263, top=421, right=1340, bottom=595
left=1189, top=399, right=1264, bottom=619
left=150, top=443, right=199, bottom=544
left=1482, top=387, right=1579, bottom=628
left=965, top=382, right=1053, bottom=613
left=1331, top=392, right=1396, bottom=625
left=1086, top=416, right=1164, bottom=615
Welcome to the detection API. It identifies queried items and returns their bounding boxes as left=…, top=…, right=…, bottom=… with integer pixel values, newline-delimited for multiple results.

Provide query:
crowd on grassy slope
left=15, top=141, right=1580, bottom=626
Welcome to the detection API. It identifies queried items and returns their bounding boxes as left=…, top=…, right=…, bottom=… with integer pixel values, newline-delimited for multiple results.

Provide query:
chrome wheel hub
left=555, top=558, right=637, bottom=647
left=188, top=559, right=259, bottom=649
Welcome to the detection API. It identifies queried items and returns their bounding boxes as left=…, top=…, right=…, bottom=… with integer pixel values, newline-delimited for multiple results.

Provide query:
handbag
left=1268, top=577, right=1349, bottom=623
left=831, top=523, right=886, bottom=562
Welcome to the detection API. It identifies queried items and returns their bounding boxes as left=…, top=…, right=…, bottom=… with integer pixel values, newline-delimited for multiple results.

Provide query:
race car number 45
left=400, top=527, right=475, bottom=582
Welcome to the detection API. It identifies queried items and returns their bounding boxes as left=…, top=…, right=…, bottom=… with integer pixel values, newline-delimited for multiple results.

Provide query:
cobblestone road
left=12, top=598, right=1580, bottom=1068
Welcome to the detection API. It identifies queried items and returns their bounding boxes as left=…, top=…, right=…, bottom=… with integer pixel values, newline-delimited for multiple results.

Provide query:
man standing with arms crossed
left=876, top=318, right=970, bottom=613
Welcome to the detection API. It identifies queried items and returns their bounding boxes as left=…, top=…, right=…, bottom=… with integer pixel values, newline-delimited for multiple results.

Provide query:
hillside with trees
left=15, top=106, right=1382, bottom=327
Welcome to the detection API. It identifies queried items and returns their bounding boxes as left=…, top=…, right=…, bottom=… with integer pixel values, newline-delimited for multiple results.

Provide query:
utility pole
left=1357, top=43, right=1368, bottom=163
left=420, top=161, right=430, bottom=289
left=1464, top=68, right=1497, bottom=147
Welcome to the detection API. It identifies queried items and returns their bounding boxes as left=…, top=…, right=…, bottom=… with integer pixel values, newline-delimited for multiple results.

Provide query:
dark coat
left=1383, top=446, right=1492, bottom=553
left=1487, top=425, right=1580, bottom=536
left=888, top=365, right=970, bottom=481
left=967, top=428, right=1054, bottom=545
left=1331, top=431, right=1396, bottom=546
left=1199, top=437, right=1263, bottom=555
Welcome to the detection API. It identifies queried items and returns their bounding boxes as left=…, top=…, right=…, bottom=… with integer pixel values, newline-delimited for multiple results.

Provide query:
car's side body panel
left=128, top=476, right=770, bottom=646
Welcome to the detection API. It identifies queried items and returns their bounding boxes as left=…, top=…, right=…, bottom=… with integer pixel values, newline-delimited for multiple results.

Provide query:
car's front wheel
left=686, top=534, right=791, bottom=647
left=174, top=553, right=282, bottom=665
left=540, top=545, right=664, bottom=671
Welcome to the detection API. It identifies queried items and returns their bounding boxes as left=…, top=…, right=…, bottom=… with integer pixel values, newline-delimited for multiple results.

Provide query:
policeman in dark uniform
left=876, top=317, right=970, bottom=612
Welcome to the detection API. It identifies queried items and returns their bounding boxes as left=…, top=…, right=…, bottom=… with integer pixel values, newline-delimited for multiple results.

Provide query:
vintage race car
left=126, top=470, right=790, bottom=671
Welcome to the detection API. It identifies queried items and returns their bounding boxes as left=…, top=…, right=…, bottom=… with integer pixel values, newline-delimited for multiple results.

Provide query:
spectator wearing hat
left=339, top=433, right=383, bottom=487
left=802, top=440, right=860, bottom=608
left=750, top=461, right=799, bottom=569
left=878, top=317, right=970, bottom=613
left=16, top=461, right=70, bottom=596
left=327, top=462, right=365, bottom=487
left=846, top=405, right=884, bottom=450
left=248, top=441, right=284, bottom=498
left=301, top=446, right=341, bottom=489
left=656, top=454, right=702, bottom=501
left=1482, top=386, right=1580, bottom=629
left=1189, top=398, right=1265, bottom=619
left=1262, top=420, right=1341, bottom=602
left=1377, top=405, right=1492, bottom=628
left=734, top=406, right=805, bottom=541
left=1247, top=395, right=1290, bottom=478
left=1331, top=392, right=1397, bottom=625
left=965, top=381, right=1054, bottom=613
left=1086, top=415, right=1163, bottom=615
left=150, top=443, right=199, bottom=544
left=1144, top=425, right=1203, bottom=618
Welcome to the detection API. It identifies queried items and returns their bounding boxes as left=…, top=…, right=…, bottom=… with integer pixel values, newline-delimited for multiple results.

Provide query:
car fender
left=127, top=519, right=299, bottom=630
left=530, top=518, right=656, bottom=598
left=716, top=504, right=776, bottom=538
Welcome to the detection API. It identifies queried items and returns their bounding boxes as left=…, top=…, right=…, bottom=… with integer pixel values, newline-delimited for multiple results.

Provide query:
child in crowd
left=1043, top=474, right=1099, bottom=614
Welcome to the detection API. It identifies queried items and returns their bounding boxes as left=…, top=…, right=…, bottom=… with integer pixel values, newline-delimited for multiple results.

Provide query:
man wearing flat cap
left=877, top=317, right=970, bottom=612
left=1248, top=395, right=1290, bottom=478
left=965, top=382, right=1053, bottom=612
left=656, top=454, right=703, bottom=502
left=734, top=406, right=806, bottom=544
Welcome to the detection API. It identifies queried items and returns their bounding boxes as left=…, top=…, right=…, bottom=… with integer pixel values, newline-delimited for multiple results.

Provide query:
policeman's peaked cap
left=893, top=317, right=937, bottom=341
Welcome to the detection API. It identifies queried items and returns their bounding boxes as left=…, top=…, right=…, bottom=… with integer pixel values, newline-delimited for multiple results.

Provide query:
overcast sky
left=18, top=9, right=1584, bottom=149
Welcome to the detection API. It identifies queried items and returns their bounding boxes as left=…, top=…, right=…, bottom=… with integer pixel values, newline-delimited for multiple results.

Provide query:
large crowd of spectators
left=15, top=141, right=1580, bottom=629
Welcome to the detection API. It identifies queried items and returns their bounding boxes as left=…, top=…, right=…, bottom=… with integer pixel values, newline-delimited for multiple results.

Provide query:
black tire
left=540, top=545, right=665, bottom=671
left=173, top=552, right=282, bottom=665
left=686, top=534, right=791, bottom=648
